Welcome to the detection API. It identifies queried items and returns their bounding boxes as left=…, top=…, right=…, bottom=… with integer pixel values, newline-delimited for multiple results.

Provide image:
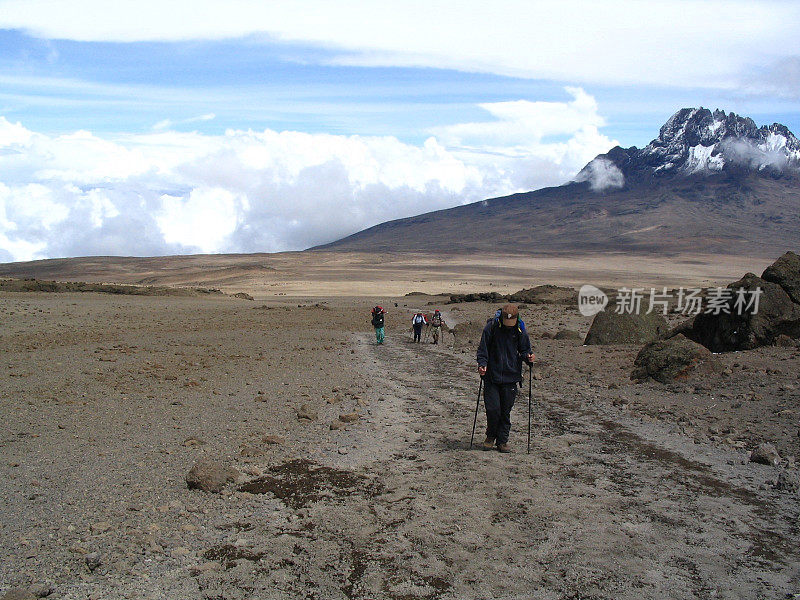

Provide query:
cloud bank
left=0, top=89, right=617, bottom=262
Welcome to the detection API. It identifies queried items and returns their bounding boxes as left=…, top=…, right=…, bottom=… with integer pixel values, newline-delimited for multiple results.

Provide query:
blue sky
left=4, top=28, right=799, bottom=146
left=1, top=0, right=799, bottom=260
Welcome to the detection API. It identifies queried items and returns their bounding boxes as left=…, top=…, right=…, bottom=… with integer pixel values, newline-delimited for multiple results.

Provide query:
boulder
left=186, top=459, right=239, bottom=493
left=584, top=309, right=669, bottom=345
left=339, top=413, right=361, bottom=423
left=631, top=334, right=723, bottom=383
left=682, top=273, right=800, bottom=352
left=553, top=329, right=582, bottom=341
left=750, top=443, right=781, bottom=466
left=762, top=251, right=800, bottom=304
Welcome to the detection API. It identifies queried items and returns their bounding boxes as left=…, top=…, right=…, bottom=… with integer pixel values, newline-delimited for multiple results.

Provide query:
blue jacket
left=477, top=320, right=532, bottom=384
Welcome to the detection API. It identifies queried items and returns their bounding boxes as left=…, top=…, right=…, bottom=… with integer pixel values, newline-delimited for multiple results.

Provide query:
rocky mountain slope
left=319, top=108, right=800, bottom=257
left=578, top=108, right=800, bottom=186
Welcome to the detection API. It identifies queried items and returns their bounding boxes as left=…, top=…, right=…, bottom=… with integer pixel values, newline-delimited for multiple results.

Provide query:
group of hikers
left=411, top=309, right=445, bottom=344
left=369, top=306, right=446, bottom=345
left=370, top=303, right=535, bottom=453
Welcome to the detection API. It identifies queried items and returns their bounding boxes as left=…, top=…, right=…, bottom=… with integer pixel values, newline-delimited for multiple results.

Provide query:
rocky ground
left=1, top=292, right=798, bottom=599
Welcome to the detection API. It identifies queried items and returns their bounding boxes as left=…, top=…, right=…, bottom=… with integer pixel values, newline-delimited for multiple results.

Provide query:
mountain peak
left=576, top=107, right=800, bottom=190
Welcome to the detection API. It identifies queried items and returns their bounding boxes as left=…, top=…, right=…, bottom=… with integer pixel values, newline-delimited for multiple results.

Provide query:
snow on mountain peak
left=576, top=107, right=800, bottom=189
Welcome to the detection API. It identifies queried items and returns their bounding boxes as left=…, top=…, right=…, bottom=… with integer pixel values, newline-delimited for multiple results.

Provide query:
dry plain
left=0, top=252, right=798, bottom=599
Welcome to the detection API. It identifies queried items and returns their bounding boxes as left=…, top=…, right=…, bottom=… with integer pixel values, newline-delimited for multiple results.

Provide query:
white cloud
left=0, top=1, right=798, bottom=92
left=0, top=88, right=616, bottom=261
left=157, top=188, right=242, bottom=253
left=574, top=158, right=625, bottom=192
left=154, top=113, right=216, bottom=131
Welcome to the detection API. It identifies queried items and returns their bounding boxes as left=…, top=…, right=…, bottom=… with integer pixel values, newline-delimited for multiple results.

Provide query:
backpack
left=413, top=314, right=424, bottom=325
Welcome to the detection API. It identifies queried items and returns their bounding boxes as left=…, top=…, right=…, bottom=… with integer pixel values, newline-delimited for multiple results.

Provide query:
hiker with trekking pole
left=430, top=309, right=445, bottom=345
left=472, top=304, right=534, bottom=453
left=411, top=311, right=427, bottom=343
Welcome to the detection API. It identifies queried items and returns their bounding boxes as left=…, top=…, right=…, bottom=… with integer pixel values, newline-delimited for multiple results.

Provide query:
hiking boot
left=481, top=437, right=495, bottom=451
left=497, top=443, right=511, bottom=453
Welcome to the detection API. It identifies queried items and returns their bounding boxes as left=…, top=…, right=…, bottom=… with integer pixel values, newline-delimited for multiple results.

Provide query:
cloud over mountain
left=0, top=89, right=617, bottom=261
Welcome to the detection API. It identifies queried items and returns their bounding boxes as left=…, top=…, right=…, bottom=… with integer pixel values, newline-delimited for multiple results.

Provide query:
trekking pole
left=527, top=363, right=533, bottom=455
left=470, top=376, right=483, bottom=449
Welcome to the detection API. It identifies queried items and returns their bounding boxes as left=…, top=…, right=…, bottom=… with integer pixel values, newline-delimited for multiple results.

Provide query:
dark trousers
left=484, top=379, right=517, bottom=444
left=413, top=324, right=423, bottom=342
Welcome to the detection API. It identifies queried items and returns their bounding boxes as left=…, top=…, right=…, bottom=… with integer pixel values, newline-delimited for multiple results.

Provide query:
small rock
left=339, top=413, right=361, bottom=423
left=186, top=459, right=239, bottom=493
left=239, top=446, right=264, bottom=458
left=330, top=420, right=346, bottom=431
left=338, top=447, right=349, bottom=455
left=261, top=435, right=284, bottom=445
left=296, top=404, right=318, bottom=421
left=90, top=521, right=111, bottom=534
left=750, top=443, right=781, bottom=466
left=773, top=470, right=799, bottom=493
left=85, top=552, right=102, bottom=572
left=182, top=436, right=206, bottom=447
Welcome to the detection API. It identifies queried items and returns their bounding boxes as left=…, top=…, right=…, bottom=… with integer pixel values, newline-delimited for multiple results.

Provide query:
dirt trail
left=307, top=332, right=800, bottom=599
left=2, top=295, right=797, bottom=599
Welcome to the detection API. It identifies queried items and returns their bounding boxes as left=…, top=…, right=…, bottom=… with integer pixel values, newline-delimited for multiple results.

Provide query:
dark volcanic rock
left=507, top=285, right=577, bottom=305
left=448, top=292, right=505, bottom=304
left=750, top=443, right=781, bottom=466
left=584, top=310, right=669, bottom=345
left=762, top=251, right=800, bottom=304
left=682, top=272, right=800, bottom=352
left=186, top=459, right=239, bottom=493
left=631, top=334, right=723, bottom=383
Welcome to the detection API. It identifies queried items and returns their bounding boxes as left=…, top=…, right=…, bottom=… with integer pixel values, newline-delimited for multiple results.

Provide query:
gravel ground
left=1, top=292, right=798, bottom=599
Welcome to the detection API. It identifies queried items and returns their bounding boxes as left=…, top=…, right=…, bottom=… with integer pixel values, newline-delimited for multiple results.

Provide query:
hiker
left=371, top=306, right=386, bottom=344
left=412, top=312, right=427, bottom=343
left=476, top=303, right=534, bottom=453
left=430, top=309, right=445, bottom=344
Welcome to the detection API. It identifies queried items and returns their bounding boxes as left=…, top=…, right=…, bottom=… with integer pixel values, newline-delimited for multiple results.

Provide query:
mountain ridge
left=316, top=107, right=800, bottom=256
left=576, top=107, right=800, bottom=189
